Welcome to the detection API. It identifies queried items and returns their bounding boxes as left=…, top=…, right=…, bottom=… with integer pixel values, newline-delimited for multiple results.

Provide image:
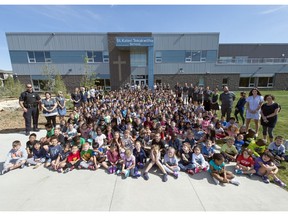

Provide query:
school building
left=5, top=32, right=288, bottom=91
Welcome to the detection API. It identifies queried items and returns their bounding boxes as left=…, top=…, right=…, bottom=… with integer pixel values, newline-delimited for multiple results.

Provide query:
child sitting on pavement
left=254, top=150, right=286, bottom=187
left=235, top=148, right=256, bottom=177
left=64, top=145, right=81, bottom=173
left=209, top=153, right=240, bottom=186
left=2, top=140, right=28, bottom=175
left=26, top=141, right=46, bottom=169
left=192, top=146, right=209, bottom=173
left=268, top=136, right=288, bottom=164
left=178, top=142, right=194, bottom=175
left=163, top=147, right=180, bottom=179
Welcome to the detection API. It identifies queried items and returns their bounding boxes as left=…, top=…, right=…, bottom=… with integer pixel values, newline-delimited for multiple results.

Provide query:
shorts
left=246, top=110, right=260, bottom=120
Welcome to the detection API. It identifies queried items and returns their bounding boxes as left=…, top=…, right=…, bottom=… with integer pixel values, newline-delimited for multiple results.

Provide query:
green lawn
left=231, top=90, right=288, bottom=188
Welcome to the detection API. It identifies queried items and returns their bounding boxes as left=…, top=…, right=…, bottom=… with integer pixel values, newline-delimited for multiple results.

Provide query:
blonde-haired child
left=143, top=145, right=168, bottom=182
left=163, top=147, right=180, bottom=178
left=117, top=149, right=140, bottom=178
left=220, top=136, right=238, bottom=163
left=209, top=153, right=240, bottom=186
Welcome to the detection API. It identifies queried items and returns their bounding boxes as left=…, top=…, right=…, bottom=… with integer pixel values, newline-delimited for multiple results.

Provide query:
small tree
left=42, top=64, right=56, bottom=91
left=53, top=73, right=67, bottom=96
left=0, top=75, right=24, bottom=98
left=80, top=56, right=99, bottom=88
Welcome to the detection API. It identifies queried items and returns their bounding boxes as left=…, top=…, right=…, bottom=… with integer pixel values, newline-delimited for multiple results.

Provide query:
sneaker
left=235, top=169, right=243, bottom=175
left=124, top=170, right=130, bottom=178
left=162, top=174, right=168, bottom=182
left=64, top=168, right=70, bottom=174
left=173, top=171, right=179, bottom=179
left=274, top=178, right=287, bottom=187
left=262, top=175, right=270, bottom=184
left=20, top=164, right=25, bottom=169
left=212, top=177, right=220, bottom=185
left=25, top=131, right=30, bottom=136
left=112, top=166, right=117, bottom=173
left=194, top=167, right=200, bottom=174
left=57, top=168, right=63, bottom=173
left=27, top=163, right=31, bottom=167
left=248, top=173, right=253, bottom=178
left=1, top=168, right=9, bottom=175
left=202, top=167, right=208, bottom=172
left=88, top=165, right=96, bottom=171
left=116, top=170, right=121, bottom=175
left=230, top=178, right=240, bottom=186
left=187, top=169, right=194, bottom=175
left=108, top=166, right=113, bottom=174
left=143, top=172, right=149, bottom=180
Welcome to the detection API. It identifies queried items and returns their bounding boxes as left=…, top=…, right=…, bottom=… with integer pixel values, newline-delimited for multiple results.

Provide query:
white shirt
left=246, top=95, right=264, bottom=111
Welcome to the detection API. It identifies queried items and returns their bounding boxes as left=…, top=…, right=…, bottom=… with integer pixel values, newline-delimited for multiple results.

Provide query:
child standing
left=192, top=146, right=209, bottom=173
left=2, top=140, right=28, bottom=175
left=163, top=147, right=180, bottom=178
left=235, top=148, right=256, bottom=177
left=254, top=151, right=286, bottom=187
left=209, top=153, right=240, bottom=186
left=143, top=145, right=168, bottom=182
left=178, top=142, right=194, bottom=175
left=220, top=136, right=238, bottom=163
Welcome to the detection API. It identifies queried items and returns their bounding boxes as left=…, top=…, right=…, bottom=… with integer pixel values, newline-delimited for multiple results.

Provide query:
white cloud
left=259, top=5, right=287, bottom=15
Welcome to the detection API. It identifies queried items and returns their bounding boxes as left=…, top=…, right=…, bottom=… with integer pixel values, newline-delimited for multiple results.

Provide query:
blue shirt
left=209, top=160, right=225, bottom=173
left=202, top=145, right=215, bottom=156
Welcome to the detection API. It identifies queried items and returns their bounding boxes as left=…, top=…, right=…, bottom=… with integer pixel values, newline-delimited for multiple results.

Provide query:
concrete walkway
left=0, top=130, right=288, bottom=211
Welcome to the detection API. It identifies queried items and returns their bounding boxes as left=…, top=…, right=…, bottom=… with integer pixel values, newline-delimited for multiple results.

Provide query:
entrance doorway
left=134, top=79, right=147, bottom=86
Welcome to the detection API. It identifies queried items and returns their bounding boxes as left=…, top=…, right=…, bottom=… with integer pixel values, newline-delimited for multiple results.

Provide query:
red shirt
left=67, top=151, right=80, bottom=163
left=237, top=154, right=254, bottom=167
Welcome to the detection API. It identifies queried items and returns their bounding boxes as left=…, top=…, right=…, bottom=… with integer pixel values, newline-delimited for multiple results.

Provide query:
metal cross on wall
left=113, top=55, right=126, bottom=81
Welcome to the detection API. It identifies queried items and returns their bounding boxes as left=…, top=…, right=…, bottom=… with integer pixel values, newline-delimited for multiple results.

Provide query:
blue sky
left=1, top=4, right=288, bottom=70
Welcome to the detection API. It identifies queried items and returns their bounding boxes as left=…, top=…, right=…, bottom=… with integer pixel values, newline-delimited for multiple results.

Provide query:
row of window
left=239, top=77, right=274, bottom=88
left=27, top=51, right=110, bottom=64
left=155, top=50, right=218, bottom=63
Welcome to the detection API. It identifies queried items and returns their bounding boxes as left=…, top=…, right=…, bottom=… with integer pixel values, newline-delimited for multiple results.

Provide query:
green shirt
left=248, top=140, right=266, bottom=157
left=46, top=128, right=55, bottom=138
left=80, top=149, right=94, bottom=161
left=221, top=144, right=238, bottom=155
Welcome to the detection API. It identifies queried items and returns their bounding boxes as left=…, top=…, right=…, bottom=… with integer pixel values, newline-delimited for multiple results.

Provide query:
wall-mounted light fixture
left=179, top=68, right=184, bottom=73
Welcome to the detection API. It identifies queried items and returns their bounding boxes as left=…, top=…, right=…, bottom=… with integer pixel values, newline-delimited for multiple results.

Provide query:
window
left=235, top=56, right=248, bottom=64
left=28, top=51, right=35, bottom=63
left=219, top=56, right=233, bottom=64
left=201, top=51, right=207, bottom=62
left=155, top=51, right=162, bottom=63
left=27, top=51, right=51, bottom=63
left=222, top=78, right=228, bottom=86
left=258, top=77, right=274, bottom=87
left=86, top=51, right=103, bottom=63
left=185, top=51, right=192, bottom=62
left=192, top=51, right=201, bottom=62
left=131, top=48, right=147, bottom=67
left=103, top=51, right=109, bottom=63
left=239, top=77, right=255, bottom=87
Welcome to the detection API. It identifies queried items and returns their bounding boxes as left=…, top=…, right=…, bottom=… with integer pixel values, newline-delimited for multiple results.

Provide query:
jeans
left=178, top=162, right=194, bottom=171
left=163, top=164, right=180, bottom=174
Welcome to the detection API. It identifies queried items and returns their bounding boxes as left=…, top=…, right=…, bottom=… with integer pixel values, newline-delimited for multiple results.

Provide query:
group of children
left=1, top=87, right=287, bottom=188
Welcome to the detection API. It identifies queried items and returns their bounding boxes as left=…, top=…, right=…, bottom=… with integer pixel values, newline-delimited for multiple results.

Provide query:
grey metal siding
left=6, top=33, right=108, bottom=51
left=152, top=33, right=219, bottom=50
left=11, top=63, right=110, bottom=76
left=219, top=44, right=288, bottom=58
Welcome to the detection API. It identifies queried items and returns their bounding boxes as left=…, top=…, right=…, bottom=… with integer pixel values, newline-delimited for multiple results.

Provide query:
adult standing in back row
left=219, top=86, right=236, bottom=122
left=19, top=84, right=41, bottom=136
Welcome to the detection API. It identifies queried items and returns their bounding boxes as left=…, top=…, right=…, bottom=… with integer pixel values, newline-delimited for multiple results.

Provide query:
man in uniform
left=19, top=84, right=41, bottom=135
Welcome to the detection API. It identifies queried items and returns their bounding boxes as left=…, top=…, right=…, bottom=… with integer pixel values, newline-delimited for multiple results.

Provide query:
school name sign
left=116, top=37, right=154, bottom=47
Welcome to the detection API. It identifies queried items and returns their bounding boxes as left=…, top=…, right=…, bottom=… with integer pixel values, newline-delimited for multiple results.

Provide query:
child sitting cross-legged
left=63, top=145, right=81, bottom=173
left=163, top=147, right=180, bottom=179
left=192, top=146, right=209, bottom=174
left=220, top=136, right=238, bottom=163
left=178, top=142, right=194, bottom=175
left=79, top=142, right=97, bottom=170
left=235, top=148, right=256, bottom=177
left=117, top=149, right=141, bottom=178
left=209, top=153, right=240, bottom=186
left=26, top=141, right=46, bottom=169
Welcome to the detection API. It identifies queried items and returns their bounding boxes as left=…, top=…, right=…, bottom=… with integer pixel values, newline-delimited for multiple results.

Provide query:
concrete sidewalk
left=0, top=130, right=288, bottom=211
